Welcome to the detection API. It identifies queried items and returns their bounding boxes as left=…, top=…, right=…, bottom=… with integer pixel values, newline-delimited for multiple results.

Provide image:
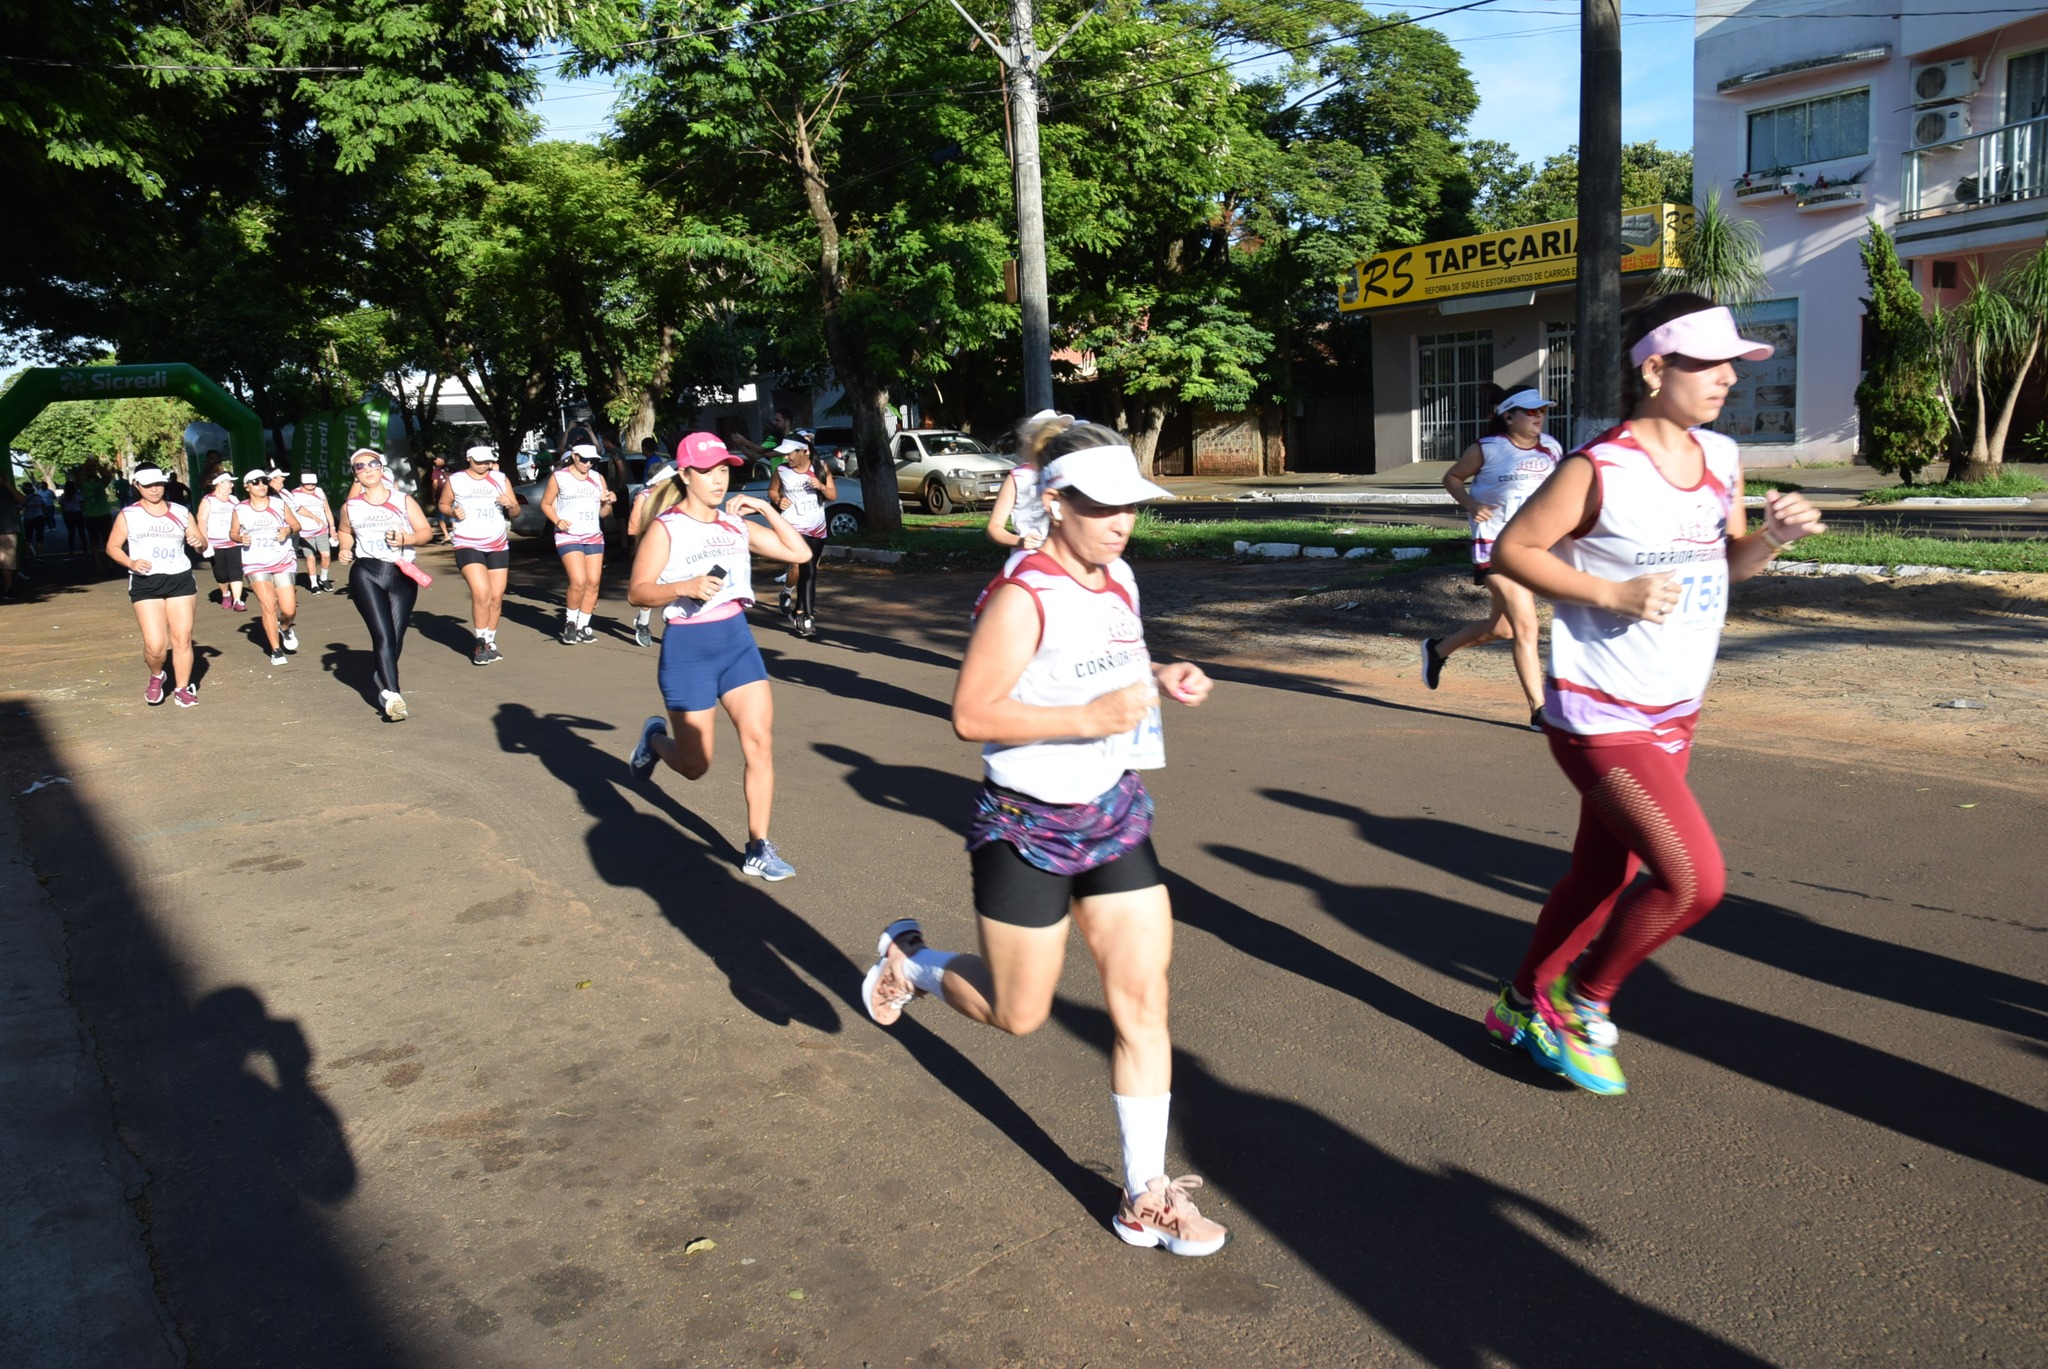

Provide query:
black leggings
left=793, top=535, right=826, bottom=617
left=350, top=559, right=418, bottom=695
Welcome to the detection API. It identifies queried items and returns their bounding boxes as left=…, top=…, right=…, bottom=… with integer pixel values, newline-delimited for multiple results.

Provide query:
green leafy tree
left=1936, top=241, right=2048, bottom=480
left=1479, top=141, right=1695, bottom=230
left=1853, top=221, right=1946, bottom=485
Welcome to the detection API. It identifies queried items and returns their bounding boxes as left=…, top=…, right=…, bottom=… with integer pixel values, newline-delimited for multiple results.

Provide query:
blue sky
left=532, top=1, right=1697, bottom=167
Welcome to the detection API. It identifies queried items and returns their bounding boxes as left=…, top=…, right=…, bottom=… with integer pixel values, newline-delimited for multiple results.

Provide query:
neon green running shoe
left=1483, top=981, right=1565, bottom=1075
left=1538, top=975, right=1627, bottom=1095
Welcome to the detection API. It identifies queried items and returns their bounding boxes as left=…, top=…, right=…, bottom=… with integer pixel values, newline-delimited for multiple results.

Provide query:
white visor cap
left=1042, top=444, right=1174, bottom=506
left=1495, top=388, right=1551, bottom=415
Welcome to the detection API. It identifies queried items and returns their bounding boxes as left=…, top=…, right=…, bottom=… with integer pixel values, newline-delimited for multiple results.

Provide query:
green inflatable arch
left=0, top=363, right=265, bottom=501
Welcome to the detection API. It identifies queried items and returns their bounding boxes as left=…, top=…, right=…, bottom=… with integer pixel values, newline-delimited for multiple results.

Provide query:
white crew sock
left=904, top=947, right=957, bottom=1001
left=475, top=628, right=488, bottom=641
left=379, top=689, right=399, bottom=703
left=634, top=606, right=651, bottom=626
left=1113, top=1092, right=1171, bottom=1200
left=483, top=628, right=496, bottom=643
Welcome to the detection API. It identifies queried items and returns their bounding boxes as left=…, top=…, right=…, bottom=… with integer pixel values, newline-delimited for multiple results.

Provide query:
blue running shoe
left=743, top=838, right=795, bottom=881
left=629, top=715, right=666, bottom=783
left=1539, top=974, right=1627, bottom=1096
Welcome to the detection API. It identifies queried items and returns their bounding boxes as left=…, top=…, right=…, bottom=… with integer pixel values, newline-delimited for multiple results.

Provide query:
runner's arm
left=1443, top=442, right=1492, bottom=518
left=952, top=583, right=1156, bottom=744
left=626, top=521, right=675, bottom=607
left=1492, top=456, right=1679, bottom=623
left=1728, top=489, right=1824, bottom=583
left=103, top=515, right=137, bottom=571
left=730, top=494, right=811, bottom=562
left=984, top=475, right=1024, bottom=547
left=335, top=504, right=355, bottom=562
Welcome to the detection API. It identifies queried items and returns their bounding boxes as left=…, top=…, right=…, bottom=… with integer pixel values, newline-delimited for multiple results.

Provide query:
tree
left=1937, top=241, right=2048, bottom=481
left=1652, top=188, right=1767, bottom=310
left=1473, top=140, right=1694, bottom=231
left=106, top=396, right=203, bottom=476
left=1853, top=221, right=1946, bottom=485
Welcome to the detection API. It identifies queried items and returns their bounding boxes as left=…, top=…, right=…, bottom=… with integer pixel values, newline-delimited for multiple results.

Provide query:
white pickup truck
left=890, top=429, right=1014, bottom=514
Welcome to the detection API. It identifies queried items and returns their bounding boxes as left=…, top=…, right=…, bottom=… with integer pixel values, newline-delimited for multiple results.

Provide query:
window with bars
left=1747, top=88, right=1869, bottom=172
left=1543, top=322, right=1575, bottom=448
left=1417, top=329, right=1495, bottom=462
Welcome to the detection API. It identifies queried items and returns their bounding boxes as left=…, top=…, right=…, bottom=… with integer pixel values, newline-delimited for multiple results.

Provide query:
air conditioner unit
left=1910, top=58, right=1978, bottom=106
left=1911, top=106, right=1972, bottom=150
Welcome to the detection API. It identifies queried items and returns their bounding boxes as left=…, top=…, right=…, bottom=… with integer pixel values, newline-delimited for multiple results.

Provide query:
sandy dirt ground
left=2, top=548, right=2043, bottom=1369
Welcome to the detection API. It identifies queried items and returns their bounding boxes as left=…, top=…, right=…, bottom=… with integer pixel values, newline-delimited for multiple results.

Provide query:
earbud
left=1049, top=504, right=1064, bottom=523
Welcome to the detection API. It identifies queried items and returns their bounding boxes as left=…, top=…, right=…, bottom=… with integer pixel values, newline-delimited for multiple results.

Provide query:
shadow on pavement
left=1198, top=659, right=1534, bottom=733
left=3, top=707, right=403, bottom=1366
left=758, top=644, right=953, bottom=721
left=490, top=705, right=1115, bottom=1215
left=1050, top=999, right=1771, bottom=1369
left=1224, top=789, right=2048, bottom=1184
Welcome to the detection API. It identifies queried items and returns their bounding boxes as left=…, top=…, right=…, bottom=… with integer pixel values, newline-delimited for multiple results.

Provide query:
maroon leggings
left=1513, top=720, right=1727, bottom=1005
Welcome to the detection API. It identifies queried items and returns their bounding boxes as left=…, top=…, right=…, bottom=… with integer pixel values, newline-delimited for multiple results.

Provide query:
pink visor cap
left=675, top=432, right=743, bottom=470
left=1629, top=306, right=1774, bottom=367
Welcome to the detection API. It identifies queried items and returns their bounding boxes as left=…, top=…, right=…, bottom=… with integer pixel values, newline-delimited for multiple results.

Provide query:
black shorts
left=129, top=570, right=198, bottom=602
left=455, top=546, right=511, bottom=571
left=209, top=545, right=244, bottom=583
left=970, top=837, right=1164, bottom=929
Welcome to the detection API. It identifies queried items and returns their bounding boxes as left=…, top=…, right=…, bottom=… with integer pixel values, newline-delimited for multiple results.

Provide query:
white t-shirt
left=655, top=508, right=755, bottom=624
left=775, top=465, right=827, bottom=538
left=119, top=503, right=195, bottom=577
left=552, top=469, right=606, bottom=546
left=1006, top=466, right=1049, bottom=542
left=238, top=498, right=297, bottom=574
left=977, top=552, right=1163, bottom=804
left=1545, top=425, right=1741, bottom=744
left=345, top=492, right=416, bottom=563
left=200, top=494, right=238, bottom=548
left=1468, top=433, right=1562, bottom=566
left=289, top=490, right=331, bottom=533
left=447, top=470, right=511, bottom=550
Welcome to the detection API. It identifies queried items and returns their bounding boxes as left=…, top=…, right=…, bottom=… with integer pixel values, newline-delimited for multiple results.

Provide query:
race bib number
left=1119, top=703, right=1166, bottom=770
left=1673, top=569, right=1726, bottom=629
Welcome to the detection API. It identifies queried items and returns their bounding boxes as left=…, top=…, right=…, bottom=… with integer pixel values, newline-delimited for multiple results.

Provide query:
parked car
left=510, top=455, right=646, bottom=538
left=889, top=429, right=1013, bottom=513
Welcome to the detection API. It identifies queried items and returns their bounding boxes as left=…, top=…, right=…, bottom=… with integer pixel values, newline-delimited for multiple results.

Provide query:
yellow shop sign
left=1338, top=204, right=1692, bottom=312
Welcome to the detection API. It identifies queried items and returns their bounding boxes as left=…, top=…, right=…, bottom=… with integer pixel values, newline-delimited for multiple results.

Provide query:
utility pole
left=1573, top=0, right=1623, bottom=448
left=950, top=1, right=1094, bottom=414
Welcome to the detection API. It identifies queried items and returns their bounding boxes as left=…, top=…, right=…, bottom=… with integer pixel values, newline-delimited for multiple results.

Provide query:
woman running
left=1421, top=388, right=1563, bottom=730
left=858, top=417, right=1227, bottom=1258
left=441, top=444, right=518, bottom=666
left=198, top=471, right=246, bottom=612
left=541, top=443, right=615, bottom=644
left=625, top=458, right=675, bottom=649
left=290, top=473, right=337, bottom=594
left=336, top=448, right=432, bottom=722
left=984, top=429, right=1051, bottom=555
left=770, top=443, right=834, bottom=638
left=106, top=466, right=207, bottom=707
left=230, top=470, right=303, bottom=667
left=1483, top=295, right=1824, bottom=1096
left=625, top=433, right=812, bottom=881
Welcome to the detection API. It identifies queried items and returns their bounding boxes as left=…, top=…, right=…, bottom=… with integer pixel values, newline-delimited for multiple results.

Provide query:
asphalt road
left=3, top=545, right=2042, bottom=1368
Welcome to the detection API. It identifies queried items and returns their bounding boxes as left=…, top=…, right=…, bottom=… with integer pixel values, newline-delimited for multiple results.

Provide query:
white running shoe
left=269, top=650, right=288, bottom=666
left=860, top=919, right=925, bottom=1026
left=382, top=692, right=409, bottom=722
left=281, top=626, right=299, bottom=653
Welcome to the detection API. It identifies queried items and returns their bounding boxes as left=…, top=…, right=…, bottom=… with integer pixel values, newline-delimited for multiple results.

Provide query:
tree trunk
left=1122, top=394, right=1168, bottom=476
left=793, top=104, right=901, bottom=532
left=620, top=325, right=677, bottom=452
left=1984, top=331, right=2040, bottom=469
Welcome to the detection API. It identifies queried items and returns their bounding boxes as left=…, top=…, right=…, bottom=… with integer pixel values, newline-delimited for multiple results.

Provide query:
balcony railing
left=1901, top=112, right=2048, bottom=222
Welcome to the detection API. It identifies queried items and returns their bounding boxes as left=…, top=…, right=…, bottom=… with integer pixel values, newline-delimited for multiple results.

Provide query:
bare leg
left=1495, top=576, right=1545, bottom=711
left=934, top=917, right=1070, bottom=1037
left=720, top=679, right=775, bottom=841
left=163, top=594, right=197, bottom=687
left=132, top=598, right=171, bottom=676
left=483, top=568, right=508, bottom=631
left=252, top=582, right=282, bottom=650
left=652, top=706, right=716, bottom=780
left=1438, top=579, right=1513, bottom=657
left=1074, top=886, right=1175, bottom=1097
left=459, top=562, right=493, bottom=632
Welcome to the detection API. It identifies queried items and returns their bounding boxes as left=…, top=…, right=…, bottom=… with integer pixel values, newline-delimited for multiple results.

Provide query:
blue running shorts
left=657, top=612, right=768, bottom=712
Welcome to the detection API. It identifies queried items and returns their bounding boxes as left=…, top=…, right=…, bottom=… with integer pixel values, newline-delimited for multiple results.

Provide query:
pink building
left=1695, top=0, right=2048, bottom=463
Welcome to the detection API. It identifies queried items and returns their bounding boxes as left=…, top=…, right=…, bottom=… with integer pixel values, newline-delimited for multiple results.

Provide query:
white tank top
left=552, top=469, right=606, bottom=545
left=1006, top=466, right=1049, bottom=542
left=120, top=503, right=194, bottom=577
left=1545, top=425, right=1741, bottom=743
left=200, top=494, right=237, bottom=548
left=289, top=490, right=330, bottom=532
left=977, top=553, right=1163, bottom=804
left=346, top=492, right=416, bottom=563
left=447, top=470, right=510, bottom=550
left=655, top=507, right=755, bottom=624
left=775, top=465, right=827, bottom=537
left=238, top=498, right=297, bottom=573
left=1468, top=433, right=1562, bottom=565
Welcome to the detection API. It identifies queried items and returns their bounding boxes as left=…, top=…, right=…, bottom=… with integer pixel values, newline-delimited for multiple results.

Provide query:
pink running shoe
left=172, top=684, right=199, bottom=708
left=230, top=598, right=247, bottom=612
left=1113, top=1176, right=1229, bottom=1257
left=144, top=672, right=167, bottom=705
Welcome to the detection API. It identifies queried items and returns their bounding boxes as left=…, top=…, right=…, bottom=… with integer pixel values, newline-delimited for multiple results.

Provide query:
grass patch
left=1777, top=528, right=2048, bottom=574
left=1860, top=470, right=2047, bottom=504
left=1744, top=478, right=1803, bottom=495
left=848, top=513, right=1467, bottom=569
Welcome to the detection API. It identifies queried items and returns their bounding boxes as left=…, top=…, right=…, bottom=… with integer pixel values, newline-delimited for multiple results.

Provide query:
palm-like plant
left=1651, top=188, right=1769, bottom=310
left=1937, top=240, right=2048, bottom=480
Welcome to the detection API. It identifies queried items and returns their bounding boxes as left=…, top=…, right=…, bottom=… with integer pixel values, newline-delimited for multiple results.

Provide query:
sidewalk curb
left=0, top=791, right=185, bottom=1368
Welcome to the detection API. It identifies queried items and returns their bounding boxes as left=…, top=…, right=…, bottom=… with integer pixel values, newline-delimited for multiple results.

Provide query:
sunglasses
left=352, top=460, right=384, bottom=471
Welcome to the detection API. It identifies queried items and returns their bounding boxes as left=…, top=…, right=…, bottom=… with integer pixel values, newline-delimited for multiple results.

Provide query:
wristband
left=1760, top=524, right=1788, bottom=551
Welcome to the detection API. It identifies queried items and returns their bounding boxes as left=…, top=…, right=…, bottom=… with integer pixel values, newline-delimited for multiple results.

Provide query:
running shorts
left=298, top=532, right=332, bottom=555
left=971, top=836, right=1164, bottom=929
left=558, top=542, right=604, bottom=557
left=209, top=545, right=244, bottom=583
left=245, top=569, right=296, bottom=588
left=656, top=613, right=768, bottom=712
left=128, top=570, right=198, bottom=602
left=1472, top=565, right=1494, bottom=586
left=455, top=546, right=511, bottom=571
